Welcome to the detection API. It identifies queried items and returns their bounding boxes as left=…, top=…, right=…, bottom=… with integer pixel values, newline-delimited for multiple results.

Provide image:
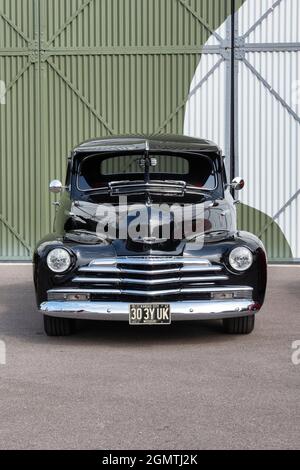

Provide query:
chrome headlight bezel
left=228, top=246, right=253, bottom=272
left=46, top=247, right=72, bottom=273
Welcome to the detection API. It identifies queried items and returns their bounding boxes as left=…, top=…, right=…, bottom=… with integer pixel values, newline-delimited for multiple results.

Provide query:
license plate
left=129, top=304, right=171, bottom=325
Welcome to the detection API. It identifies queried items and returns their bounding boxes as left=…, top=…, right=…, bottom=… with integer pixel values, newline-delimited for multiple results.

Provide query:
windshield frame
left=74, top=150, right=219, bottom=194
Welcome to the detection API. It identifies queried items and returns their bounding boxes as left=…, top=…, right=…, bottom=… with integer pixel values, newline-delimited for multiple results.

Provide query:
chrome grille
left=66, top=257, right=230, bottom=298
left=47, top=257, right=254, bottom=301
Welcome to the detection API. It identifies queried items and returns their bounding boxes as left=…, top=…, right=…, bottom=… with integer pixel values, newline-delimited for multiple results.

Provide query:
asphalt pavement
left=0, top=265, right=299, bottom=450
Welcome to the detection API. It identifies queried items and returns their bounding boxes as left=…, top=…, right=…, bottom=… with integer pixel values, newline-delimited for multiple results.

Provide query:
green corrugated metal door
left=0, top=0, right=42, bottom=259
left=0, top=0, right=232, bottom=259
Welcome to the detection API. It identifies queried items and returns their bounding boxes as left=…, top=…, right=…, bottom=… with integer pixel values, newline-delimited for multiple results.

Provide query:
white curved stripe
left=184, top=0, right=300, bottom=258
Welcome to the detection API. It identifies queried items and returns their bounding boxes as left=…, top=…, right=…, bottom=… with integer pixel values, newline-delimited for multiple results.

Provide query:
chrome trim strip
left=78, top=266, right=120, bottom=273
left=72, top=275, right=228, bottom=285
left=50, top=288, right=122, bottom=295
left=109, top=180, right=187, bottom=188
left=178, top=265, right=221, bottom=272
left=40, top=299, right=257, bottom=321
left=78, top=265, right=222, bottom=274
left=90, top=257, right=212, bottom=266
left=89, top=259, right=116, bottom=266
left=108, top=180, right=187, bottom=196
left=182, top=275, right=228, bottom=282
left=48, top=286, right=253, bottom=297
left=120, top=289, right=182, bottom=296
left=73, top=277, right=121, bottom=284
left=121, top=287, right=252, bottom=297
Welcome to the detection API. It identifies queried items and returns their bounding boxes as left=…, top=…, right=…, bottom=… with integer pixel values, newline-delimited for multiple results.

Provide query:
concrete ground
left=0, top=265, right=299, bottom=450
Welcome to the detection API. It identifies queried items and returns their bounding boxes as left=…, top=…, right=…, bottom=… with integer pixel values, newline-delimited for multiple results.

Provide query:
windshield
left=77, top=153, right=217, bottom=193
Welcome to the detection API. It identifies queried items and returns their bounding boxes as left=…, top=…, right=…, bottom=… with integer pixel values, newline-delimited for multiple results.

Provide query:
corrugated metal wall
left=0, top=0, right=233, bottom=259
left=237, top=0, right=300, bottom=260
left=0, top=0, right=41, bottom=259
left=184, top=0, right=300, bottom=261
left=0, top=0, right=299, bottom=261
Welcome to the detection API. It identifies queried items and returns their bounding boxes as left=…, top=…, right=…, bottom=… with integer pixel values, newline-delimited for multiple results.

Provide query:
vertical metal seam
left=230, top=0, right=235, bottom=186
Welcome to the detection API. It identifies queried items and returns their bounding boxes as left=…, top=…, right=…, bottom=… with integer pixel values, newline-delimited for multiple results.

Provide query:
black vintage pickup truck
left=33, top=135, right=267, bottom=336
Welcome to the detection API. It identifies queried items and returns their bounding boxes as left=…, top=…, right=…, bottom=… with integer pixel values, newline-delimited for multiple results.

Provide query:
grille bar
left=89, top=257, right=212, bottom=266
left=72, top=275, right=228, bottom=285
left=73, top=277, right=121, bottom=284
left=70, top=257, right=232, bottom=300
left=49, top=286, right=253, bottom=297
left=78, top=266, right=120, bottom=274
left=78, top=265, right=222, bottom=274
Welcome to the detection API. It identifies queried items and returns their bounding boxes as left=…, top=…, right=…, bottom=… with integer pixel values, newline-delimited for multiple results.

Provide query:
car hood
left=63, top=199, right=235, bottom=253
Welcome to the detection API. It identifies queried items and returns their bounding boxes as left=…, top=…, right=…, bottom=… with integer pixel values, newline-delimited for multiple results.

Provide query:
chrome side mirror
left=49, top=180, right=63, bottom=193
left=231, top=177, right=245, bottom=191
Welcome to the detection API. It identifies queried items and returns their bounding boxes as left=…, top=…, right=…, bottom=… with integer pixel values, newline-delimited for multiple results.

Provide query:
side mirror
left=231, top=177, right=245, bottom=191
left=49, top=180, right=63, bottom=193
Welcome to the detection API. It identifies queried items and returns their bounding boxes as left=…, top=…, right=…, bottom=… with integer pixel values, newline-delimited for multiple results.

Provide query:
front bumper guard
left=40, top=299, right=258, bottom=321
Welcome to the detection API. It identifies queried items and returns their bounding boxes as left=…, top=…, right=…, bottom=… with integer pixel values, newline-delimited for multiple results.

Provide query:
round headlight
left=229, top=246, right=253, bottom=272
left=47, top=248, right=72, bottom=273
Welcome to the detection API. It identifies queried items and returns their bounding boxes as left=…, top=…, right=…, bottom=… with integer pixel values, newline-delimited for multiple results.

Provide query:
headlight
left=47, top=248, right=72, bottom=273
left=229, top=246, right=253, bottom=272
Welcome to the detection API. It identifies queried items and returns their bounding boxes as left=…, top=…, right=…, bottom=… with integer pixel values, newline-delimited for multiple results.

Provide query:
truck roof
left=73, top=134, right=221, bottom=155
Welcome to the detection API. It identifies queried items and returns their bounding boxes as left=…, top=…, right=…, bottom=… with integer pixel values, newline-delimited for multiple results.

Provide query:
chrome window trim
left=75, top=152, right=218, bottom=193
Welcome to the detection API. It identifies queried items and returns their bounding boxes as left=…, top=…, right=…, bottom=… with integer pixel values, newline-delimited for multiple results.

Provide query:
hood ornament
left=131, top=236, right=168, bottom=244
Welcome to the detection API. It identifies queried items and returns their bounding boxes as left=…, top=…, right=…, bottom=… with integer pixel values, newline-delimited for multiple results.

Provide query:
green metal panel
left=0, top=0, right=232, bottom=259
left=0, top=0, right=41, bottom=259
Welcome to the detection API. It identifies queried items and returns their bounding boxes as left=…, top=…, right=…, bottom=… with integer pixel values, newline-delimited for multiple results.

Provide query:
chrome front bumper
left=40, top=299, right=258, bottom=321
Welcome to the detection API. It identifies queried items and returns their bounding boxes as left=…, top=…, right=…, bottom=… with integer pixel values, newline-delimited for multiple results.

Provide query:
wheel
left=43, top=315, right=75, bottom=336
left=223, top=315, right=255, bottom=334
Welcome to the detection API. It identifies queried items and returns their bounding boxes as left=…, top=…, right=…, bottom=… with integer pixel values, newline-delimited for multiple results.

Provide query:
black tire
left=43, top=315, right=75, bottom=336
left=223, top=315, right=255, bottom=334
